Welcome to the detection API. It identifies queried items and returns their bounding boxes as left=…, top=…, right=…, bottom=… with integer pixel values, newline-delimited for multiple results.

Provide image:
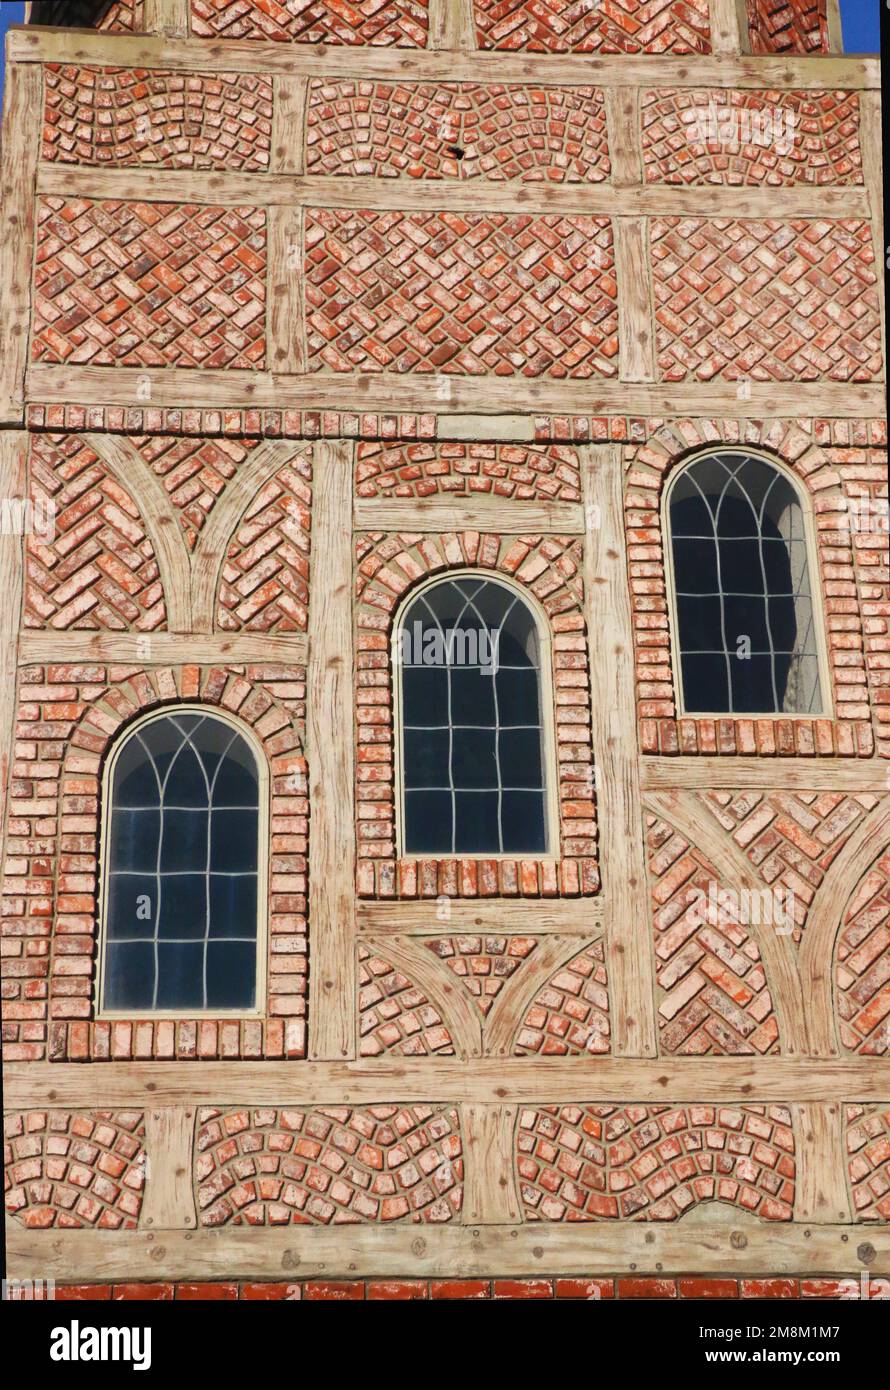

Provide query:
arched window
left=666, top=450, right=825, bottom=716
left=99, top=709, right=265, bottom=1014
left=395, top=575, right=553, bottom=856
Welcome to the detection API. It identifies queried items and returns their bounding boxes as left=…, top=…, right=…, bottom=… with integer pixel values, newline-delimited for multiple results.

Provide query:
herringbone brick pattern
left=306, top=81, right=609, bottom=182
left=217, top=458, right=313, bottom=633
left=98, top=0, right=143, bottom=27
left=746, top=0, right=828, bottom=54
left=43, top=67, right=273, bottom=171
left=835, top=853, right=890, bottom=1056
left=514, top=941, right=610, bottom=1055
left=472, top=0, right=710, bottom=51
left=4, top=1111, right=145, bottom=1230
left=845, top=1105, right=890, bottom=1221
left=131, top=435, right=257, bottom=548
left=647, top=814, right=780, bottom=1055
left=33, top=198, right=267, bottom=369
left=516, top=1104, right=795, bottom=1220
left=651, top=217, right=882, bottom=382
left=26, top=434, right=166, bottom=631
left=355, top=441, right=582, bottom=499
left=425, top=936, right=538, bottom=1016
left=702, top=791, right=878, bottom=944
left=195, top=1105, right=463, bottom=1225
left=355, top=528, right=597, bottom=899
left=190, top=0, right=430, bottom=45
left=358, top=946, right=456, bottom=1055
left=305, top=210, right=617, bottom=377
left=642, top=89, right=862, bottom=186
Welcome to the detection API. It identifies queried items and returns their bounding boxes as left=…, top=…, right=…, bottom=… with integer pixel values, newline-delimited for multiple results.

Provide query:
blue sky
left=0, top=1, right=882, bottom=121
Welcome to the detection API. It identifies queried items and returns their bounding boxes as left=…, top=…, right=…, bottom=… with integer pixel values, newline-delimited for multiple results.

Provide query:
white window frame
left=392, top=569, right=561, bottom=861
left=662, top=446, right=833, bottom=720
left=96, top=703, right=269, bottom=1020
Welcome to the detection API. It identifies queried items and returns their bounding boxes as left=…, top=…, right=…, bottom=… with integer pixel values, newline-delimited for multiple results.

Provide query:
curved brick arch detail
left=194, top=1104, right=463, bottom=1226
left=425, top=935, right=538, bottom=1017
left=358, top=945, right=456, bottom=1056
left=641, top=89, right=862, bottom=188
left=356, top=442, right=582, bottom=501
left=306, top=81, right=610, bottom=183
left=472, top=0, right=710, bottom=53
left=834, top=849, right=890, bottom=1055
left=190, top=0, right=431, bottom=46
left=216, top=455, right=313, bottom=633
left=43, top=67, right=274, bottom=172
left=647, top=813, right=781, bottom=1055
left=516, top=1104, right=795, bottom=1221
left=4, top=1110, right=146, bottom=1229
left=845, top=1105, right=890, bottom=1222
left=624, top=421, right=873, bottom=757
left=355, top=529, right=598, bottom=898
left=4, top=665, right=308, bottom=1063
left=129, top=436, right=258, bottom=550
left=25, top=433, right=166, bottom=631
left=513, top=939, right=610, bottom=1055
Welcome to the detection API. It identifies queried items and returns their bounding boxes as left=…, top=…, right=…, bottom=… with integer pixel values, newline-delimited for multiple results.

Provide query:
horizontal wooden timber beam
left=357, top=898, right=604, bottom=933
left=7, top=1221, right=888, bottom=1281
left=5, top=1058, right=888, bottom=1108
left=17, top=630, right=309, bottom=667
left=354, top=495, right=585, bottom=534
left=640, top=757, right=890, bottom=793
left=10, top=28, right=880, bottom=89
left=27, top=366, right=886, bottom=422
left=35, top=165, right=872, bottom=220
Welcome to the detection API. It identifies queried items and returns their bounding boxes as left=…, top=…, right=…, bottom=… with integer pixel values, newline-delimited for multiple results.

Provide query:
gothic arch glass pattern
left=100, top=709, right=262, bottom=1013
left=667, top=450, right=823, bottom=715
left=396, top=576, right=551, bottom=856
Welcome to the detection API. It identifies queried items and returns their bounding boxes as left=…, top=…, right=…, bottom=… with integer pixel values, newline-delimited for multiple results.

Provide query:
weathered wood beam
left=9, top=30, right=880, bottom=89
left=27, top=366, right=886, bottom=420
left=357, top=898, right=604, bottom=934
left=5, top=1058, right=888, bottom=1107
left=35, top=165, right=873, bottom=219
left=17, top=631, right=309, bottom=667
left=7, top=1221, right=888, bottom=1281
left=354, top=496, right=586, bottom=535
left=0, top=64, right=42, bottom=423
left=640, top=757, right=890, bottom=792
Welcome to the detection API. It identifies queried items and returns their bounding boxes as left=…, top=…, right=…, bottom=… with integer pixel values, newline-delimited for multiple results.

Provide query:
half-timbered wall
left=2, top=0, right=888, bottom=1293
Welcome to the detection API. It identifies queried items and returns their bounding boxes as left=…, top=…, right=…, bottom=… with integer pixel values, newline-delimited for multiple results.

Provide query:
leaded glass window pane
left=398, top=577, right=549, bottom=855
left=103, top=712, right=260, bottom=1012
left=668, top=452, right=823, bottom=715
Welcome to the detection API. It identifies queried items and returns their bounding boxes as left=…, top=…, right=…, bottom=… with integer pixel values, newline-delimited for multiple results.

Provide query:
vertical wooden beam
left=143, top=0, right=190, bottom=35
left=429, top=0, right=477, bottom=49
left=859, top=93, right=885, bottom=370
left=710, top=0, right=745, bottom=52
left=825, top=0, right=844, bottom=54
left=583, top=446, right=657, bottom=1058
left=0, top=432, right=26, bottom=843
left=140, top=1108, right=197, bottom=1230
left=0, top=64, right=42, bottom=424
left=604, top=88, right=642, bottom=188
left=273, top=76, right=309, bottom=176
left=267, top=207, right=306, bottom=376
left=461, top=1105, right=521, bottom=1223
left=794, top=1103, right=853, bottom=1224
left=615, top=220, right=656, bottom=383
left=307, top=441, right=357, bottom=1060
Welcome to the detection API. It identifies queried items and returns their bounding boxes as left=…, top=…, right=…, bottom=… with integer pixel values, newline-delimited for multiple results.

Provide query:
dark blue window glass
left=102, top=712, right=261, bottom=1012
left=669, top=453, right=822, bottom=716
left=398, top=577, right=549, bottom=855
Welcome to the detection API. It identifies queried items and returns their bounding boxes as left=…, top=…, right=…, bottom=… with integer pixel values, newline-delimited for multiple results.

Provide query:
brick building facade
left=1, top=0, right=887, bottom=1299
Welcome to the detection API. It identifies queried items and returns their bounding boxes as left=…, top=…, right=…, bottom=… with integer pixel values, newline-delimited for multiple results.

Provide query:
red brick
left=430, top=1280, right=491, bottom=1300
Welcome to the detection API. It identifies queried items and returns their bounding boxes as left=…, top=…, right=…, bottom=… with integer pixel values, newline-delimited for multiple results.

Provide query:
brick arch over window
left=355, top=530, right=598, bottom=898
left=515, top=1104, right=795, bottom=1221
left=355, top=442, right=582, bottom=501
left=624, top=419, right=871, bottom=757
left=24, top=665, right=307, bottom=1063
